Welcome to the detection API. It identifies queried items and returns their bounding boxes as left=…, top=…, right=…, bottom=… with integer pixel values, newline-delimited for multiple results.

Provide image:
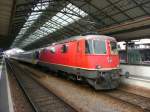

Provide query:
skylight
left=11, top=1, right=49, bottom=48
left=21, top=3, right=88, bottom=48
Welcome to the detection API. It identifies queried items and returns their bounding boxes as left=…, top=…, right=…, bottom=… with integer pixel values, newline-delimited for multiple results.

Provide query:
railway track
left=26, top=62, right=150, bottom=112
left=6, top=59, right=150, bottom=112
left=77, top=81, right=150, bottom=111
left=6, top=59, right=76, bottom=112
left=33, top=62, right=150, bottom=111
left=7, top=65, right=34, bottom=112
left=102, top=89, right=150, bottom=112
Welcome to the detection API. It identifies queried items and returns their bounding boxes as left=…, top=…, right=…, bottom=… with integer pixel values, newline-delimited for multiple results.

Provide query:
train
left=11, top=34, right=121, bottom=90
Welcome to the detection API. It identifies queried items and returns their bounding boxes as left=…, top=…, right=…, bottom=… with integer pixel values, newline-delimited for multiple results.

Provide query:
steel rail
left=5, top=59, right=76, bottom=112
left=5, top=59, right=39, bottom=112
left=25, top=61, right=150, bottom=112
left=103, top=90, right=150, bottom=112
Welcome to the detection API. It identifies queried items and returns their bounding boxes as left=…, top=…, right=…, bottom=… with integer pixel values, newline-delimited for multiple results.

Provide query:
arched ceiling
left=1, top=0, right=150, bottom=50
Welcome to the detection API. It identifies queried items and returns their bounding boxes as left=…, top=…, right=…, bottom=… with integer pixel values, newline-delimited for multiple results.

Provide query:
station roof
left=1, top=0, right=150, bottom=50
left=0, top=0, right=13, bottom=49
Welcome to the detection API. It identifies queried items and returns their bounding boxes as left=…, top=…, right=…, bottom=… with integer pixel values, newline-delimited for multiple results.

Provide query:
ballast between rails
left=5, top=59, right=39, bottom=112
left=6, top=59, right=76, bottom=112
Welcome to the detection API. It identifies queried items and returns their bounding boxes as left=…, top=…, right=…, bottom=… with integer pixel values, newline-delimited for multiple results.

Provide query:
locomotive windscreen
left=85, top=39, right=106, bottom=54
left=93, top=40, right=106, bottom=54
left=85, top=40, right=93, bottom=54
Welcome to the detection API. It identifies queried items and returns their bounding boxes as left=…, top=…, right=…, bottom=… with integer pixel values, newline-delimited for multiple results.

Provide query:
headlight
left=96, top=65, right=101, bottom=69
left=117, top=65, right=120, bottom=68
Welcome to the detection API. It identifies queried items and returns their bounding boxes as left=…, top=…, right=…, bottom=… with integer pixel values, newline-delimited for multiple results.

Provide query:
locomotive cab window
left=61, top=44, right=68, bottom=53
left=85, top=40, right=93, bottom=54
left=110, top=41, right=118, bottom=55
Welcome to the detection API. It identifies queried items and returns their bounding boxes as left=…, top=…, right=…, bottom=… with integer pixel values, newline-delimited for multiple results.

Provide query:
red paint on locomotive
left=38, top=35, right=120, bottom=89
left=39, top=35, right=119, bottom=70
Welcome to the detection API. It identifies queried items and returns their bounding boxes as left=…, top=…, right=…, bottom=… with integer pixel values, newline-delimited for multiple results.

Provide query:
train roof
left=51, top=35, right=116, bottom=45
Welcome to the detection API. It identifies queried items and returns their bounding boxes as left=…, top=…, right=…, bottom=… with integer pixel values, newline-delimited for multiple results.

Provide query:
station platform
left=0, top=60, right=14, bottom=112
left=120, top=64, right=150, bottom=89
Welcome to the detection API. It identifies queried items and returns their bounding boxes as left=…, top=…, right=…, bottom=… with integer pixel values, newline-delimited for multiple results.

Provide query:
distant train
left=11, top=35, right=121, bottom=90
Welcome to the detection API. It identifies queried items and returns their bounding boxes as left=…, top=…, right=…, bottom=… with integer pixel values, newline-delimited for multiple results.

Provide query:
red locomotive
left=38, top=35, right=120, bottom=89
left=11, top=34, right=121, bottom=90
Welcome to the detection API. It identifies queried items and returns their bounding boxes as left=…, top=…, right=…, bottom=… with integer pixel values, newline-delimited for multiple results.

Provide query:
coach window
left=61, top=44, right=68, bottom=53
left=85, top=40, right=93, bottom=54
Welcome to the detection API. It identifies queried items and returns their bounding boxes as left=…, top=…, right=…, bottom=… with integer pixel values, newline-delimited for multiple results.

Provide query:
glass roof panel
left=19, top=3, right=88, bottom=48
left=11, top=1, right=50, bottom=47
left=56, top=12, right=64, bottom=17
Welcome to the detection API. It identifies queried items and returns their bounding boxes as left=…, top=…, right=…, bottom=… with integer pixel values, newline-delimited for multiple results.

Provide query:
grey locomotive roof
left=51, top=35, right=116, bottom=45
